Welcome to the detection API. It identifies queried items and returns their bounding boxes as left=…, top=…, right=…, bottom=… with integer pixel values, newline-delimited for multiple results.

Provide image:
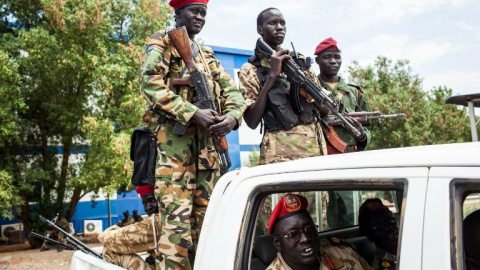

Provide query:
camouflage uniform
left=266, top=237, right=372, bottom=270
left=239, top=57, right=327, bottom=165
left=317, top=76, right=370, bottom=152
left=99, top=216, right=160, bottom=270
left=371, top=248, right=397, bottom=270
left=142, top=30, right=245, bottom=270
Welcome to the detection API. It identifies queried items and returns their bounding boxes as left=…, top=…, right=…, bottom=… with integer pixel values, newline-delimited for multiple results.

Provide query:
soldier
left=314, top=37, right=370, bottom=154
left=267, top=194, right=372, bottom=270
left=358, top=199, right=398, bottom=270
left=115, top=211, right=136, bottom=228
left=314, top=37, right=371, bottom=229
left=132, top=210, right=143, bottom=223
left=99, top=0, right=246, bottom=269
left=238, top=7, right=328, bottom=165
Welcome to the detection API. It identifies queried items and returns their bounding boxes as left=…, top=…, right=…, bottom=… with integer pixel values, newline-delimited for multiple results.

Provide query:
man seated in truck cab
left=268, top=193, right=372, bottom=270
left=464, top=209, right=480, bottom=270
left=358, top=198, right=398, bottom=270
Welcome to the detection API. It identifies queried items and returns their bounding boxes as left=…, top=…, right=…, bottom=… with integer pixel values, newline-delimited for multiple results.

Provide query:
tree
left=347, top=56, right=471, bottom=150
left=0, top=0, right=172, bottom=247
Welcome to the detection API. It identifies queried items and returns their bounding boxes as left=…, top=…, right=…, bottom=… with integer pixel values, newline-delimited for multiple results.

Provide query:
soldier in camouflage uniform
left=239, top=8, right=327, bottom=165
left=314, top=37, right=370, bottom=154
left=99, top=0, right=245, bottom=269
left=115, top=211, right=136, bottom=228
left=55, top=216, right=70, bottom=245
left=267, top=194, right=372, bottom=270
left=239, top=8, right=327, bottom=236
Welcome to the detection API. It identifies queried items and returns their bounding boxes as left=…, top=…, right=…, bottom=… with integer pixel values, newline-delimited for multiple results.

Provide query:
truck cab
left=72, top=142, right=480, bottom=269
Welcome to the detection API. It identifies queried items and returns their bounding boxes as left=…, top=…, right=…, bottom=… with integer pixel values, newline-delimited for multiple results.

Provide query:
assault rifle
left=31, top=215, right=103, bottom=259
left=255, top=38, right=362, bottom=139
left=323, top=111, right=406, bottom=125
left=168, top=26, right=231, bottom=175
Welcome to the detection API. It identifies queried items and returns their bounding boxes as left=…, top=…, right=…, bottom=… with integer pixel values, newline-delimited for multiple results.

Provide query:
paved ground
left=0, top=242, right=103, bottom=270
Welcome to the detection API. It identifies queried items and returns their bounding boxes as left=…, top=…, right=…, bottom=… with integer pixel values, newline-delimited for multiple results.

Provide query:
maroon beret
left=314, top=37, right=340, bottom=55
left=169, top=0, right=208, bottom=10
left=136, top=184, right=154, bottom=197
left=268, top=194, right=309, bottom=234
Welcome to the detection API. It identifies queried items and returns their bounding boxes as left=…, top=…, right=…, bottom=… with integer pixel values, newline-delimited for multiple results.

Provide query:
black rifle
left=323, top=111, right=406, bottom=125
left=31, top=231, right=75, bottom=251
left=256, top=38, right=362, bottom=138
left=168, top=26, right=231, bottom=174
left=32, top=215, right=103, bottom=259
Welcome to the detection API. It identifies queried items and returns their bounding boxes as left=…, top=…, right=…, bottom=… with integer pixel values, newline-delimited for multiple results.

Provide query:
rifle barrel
left=39, top=215, right=103, bottom=259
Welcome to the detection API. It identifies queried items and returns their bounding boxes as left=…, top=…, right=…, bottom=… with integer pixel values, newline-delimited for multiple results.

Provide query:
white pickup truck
left=72, top=142, right=480, bottom=270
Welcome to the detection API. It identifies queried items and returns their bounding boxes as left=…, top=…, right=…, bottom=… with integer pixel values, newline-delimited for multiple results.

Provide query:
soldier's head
left=257, top=8, right=286, bottom=49
left=358, top=198, right=399, bottom=255
left=170, top=0, right=208, bottom=39
left=464, top=209, right=480, bottom=270
left=123, top=211, right=129, bottom=218
left=269, top=194, right=320, bottom=269
left=314, top=37, right=342, bottom=79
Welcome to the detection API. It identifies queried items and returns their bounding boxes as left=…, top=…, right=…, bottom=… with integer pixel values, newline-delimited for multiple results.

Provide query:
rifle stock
left=167, top=26, right=231, bottom=174
left=168, top=27, right=196, bottom=72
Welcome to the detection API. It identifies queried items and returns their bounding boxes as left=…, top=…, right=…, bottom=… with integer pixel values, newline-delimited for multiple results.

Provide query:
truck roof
left=234, top=142, right=480, bottom=178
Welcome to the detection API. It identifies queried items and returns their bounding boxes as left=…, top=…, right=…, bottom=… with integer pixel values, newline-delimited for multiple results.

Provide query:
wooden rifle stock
left=168, top=27, right=196, bottom=73
left=167, top=27, right=231, bottom=174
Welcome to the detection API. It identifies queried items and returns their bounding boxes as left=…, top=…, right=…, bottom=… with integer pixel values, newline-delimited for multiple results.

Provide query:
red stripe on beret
left=314, top=37, right=339, bottom=55
left=267, top=194, right=309, bottom=234
left=169, top=0, right=208, bottom=9
left=136, top=184, right=154, bottom=197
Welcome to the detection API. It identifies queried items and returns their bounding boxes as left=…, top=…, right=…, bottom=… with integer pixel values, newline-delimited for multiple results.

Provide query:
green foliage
left=0, top=0, right=173, bottom=239
left=243, top=147, right=260, bottom=167
left=347, top=56, right=471, bottom=150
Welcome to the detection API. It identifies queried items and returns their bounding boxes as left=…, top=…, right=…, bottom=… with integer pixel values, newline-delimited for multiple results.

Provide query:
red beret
left=314, top=37, right=340, bottom=55
left=136, top=184, right=154, bottom=197
left=267, top=194, right=309, bottom=234
left=169, top=0, right=208, bottom=10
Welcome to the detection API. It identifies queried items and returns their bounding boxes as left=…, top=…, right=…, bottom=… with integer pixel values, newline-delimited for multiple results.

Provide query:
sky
left=198, top=0, right=480, bottom=97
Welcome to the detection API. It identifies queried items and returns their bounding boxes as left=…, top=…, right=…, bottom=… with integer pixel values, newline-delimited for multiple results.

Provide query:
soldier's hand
left=192, top=109, right=218, bottom=131
left=210, top=115, right=237, bottom=137
left=141, top=193, right=159, bottom=216
left=269, top=49, right=291, bottom=78
left=345, top=117, right=366, bottom=142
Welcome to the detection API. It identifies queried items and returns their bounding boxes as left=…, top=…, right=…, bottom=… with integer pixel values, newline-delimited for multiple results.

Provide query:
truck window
left=255, top=190, right=401, bottom=235
left=251, top=187, right=403, bottom=270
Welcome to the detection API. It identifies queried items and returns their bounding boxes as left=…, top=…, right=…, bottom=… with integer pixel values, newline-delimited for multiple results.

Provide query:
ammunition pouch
left=130, top=127, right=157, bottom=186
left=264, top=83, right=301, bottom=132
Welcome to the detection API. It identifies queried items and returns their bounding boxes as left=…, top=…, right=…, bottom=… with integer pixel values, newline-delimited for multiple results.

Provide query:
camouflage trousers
left=98, top=215, right=160, bottom=270
left=154, top=149, right=220, bottom=270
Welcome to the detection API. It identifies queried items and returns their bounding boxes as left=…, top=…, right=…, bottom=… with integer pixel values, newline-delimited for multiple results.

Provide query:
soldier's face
left=273, top=213, right=319, bottom=269
left=315, top=50, right=342, bottom=77
left=258, top=9, right=286, bottom=48
left=176, top=4, right=207, bottom=38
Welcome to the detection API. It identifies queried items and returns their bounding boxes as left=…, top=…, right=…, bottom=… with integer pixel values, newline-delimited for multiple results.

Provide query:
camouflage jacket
left=140, top=30, right=246, bottom=170
left=317, top=76, right=371, bottom=150
left=266, top=237, right=372, bottom=270
left=239, top=55, right=327, bottom=165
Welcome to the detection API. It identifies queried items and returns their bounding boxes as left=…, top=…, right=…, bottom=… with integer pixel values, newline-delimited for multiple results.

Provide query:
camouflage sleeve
left=238, top=62, right=261, bottom=108
left=352, top=85, right=370, bottom=150
left=140, top=31, right=198, bottom=125
left=203, top=46, right=246, bottom=123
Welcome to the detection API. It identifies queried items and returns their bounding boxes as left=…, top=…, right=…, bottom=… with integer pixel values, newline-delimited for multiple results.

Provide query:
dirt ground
left=0, top=241, right=103, bottom=270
